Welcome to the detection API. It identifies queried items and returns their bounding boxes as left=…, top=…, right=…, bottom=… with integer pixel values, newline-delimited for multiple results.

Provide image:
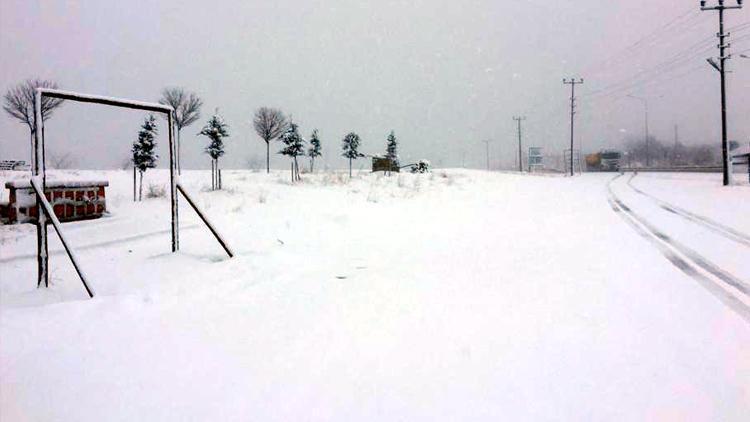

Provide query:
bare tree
left=48, top=151, right=77, bottom=169
left=159, top=87, right=203, bottom=174
left=2, top=79, right=64, bottom=165
left=253, top=107, right=287, bottom=173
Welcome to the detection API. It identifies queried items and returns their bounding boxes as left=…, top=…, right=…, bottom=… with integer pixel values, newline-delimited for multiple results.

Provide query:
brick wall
left=1, top=180, right=108, bottom=224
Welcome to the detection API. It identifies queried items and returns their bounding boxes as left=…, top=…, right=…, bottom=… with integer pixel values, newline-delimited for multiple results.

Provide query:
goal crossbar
left=32, top=88, right=233, bottom=294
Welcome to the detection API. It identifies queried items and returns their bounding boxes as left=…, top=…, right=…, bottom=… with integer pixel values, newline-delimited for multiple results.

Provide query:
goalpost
left=32, top=88, right=234, bottom=297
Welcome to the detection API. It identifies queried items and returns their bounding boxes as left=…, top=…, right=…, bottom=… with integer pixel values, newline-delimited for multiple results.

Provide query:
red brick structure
left=1, top=180, right=108, bottom=224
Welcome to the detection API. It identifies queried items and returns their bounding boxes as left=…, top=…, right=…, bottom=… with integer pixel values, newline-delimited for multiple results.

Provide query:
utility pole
left=673, top=124, right=679, bottom=165
left=563, top=78, right=584, bottom=176
left=701, top=0, right=744, bottom=186
left=482, top=139, right=491, bottom=171
left=513, top=116, right=526, bottom=172
left=627, top=95, right=650, bottom=166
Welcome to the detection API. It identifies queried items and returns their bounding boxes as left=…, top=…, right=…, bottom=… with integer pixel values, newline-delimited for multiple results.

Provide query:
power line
left=582, top=8, right=702, bottom=76
left=583, top=40, right=716, bottom=100
left=582, top=21, right=750, bottom=101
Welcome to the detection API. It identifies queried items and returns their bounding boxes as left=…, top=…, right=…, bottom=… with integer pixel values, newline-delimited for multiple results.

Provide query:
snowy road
left=2, top=169, right=749, bottom=420
left=607, top=173, right=750, bottom=323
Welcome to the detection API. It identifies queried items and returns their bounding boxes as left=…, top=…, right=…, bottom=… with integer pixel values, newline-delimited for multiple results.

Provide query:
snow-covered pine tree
left=198, top=112, right=229, bottom=190
left=308, top=129, right=322, bottom=173
left=132, top=114, right=159, bottom=201
left=279, top=122, right=305, bottom=182
left=385, top=130, right=399, bottom=174
left=341, top=132, right=363, bottom=177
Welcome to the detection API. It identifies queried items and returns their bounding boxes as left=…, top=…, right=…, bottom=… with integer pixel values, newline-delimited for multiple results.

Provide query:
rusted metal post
left=168, top=111, right=179, bottom=252
left=176, top=183, right=234, bottom=257
left=34, top=89, right=49, bottom=288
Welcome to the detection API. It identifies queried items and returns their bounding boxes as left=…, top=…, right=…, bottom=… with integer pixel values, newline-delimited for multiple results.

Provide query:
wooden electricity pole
left=513, top=116, right=526, bottom=172
left=563, top=78, right=584, bottom=176
left=482, top=139, right=492, bottom=171
left=701, top=0, right=744, bottom=186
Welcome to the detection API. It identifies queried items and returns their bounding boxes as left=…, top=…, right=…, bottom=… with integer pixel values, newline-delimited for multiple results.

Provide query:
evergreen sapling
left=308, top=129, right=322, bottom=173
left=132, top=114, right=159, bottom=201
left=199, top=112, right=229, bottom=190
left=341, top=132, right=364, bottom=177
left=279, top=122, right=305, bottom=182
left=386, top=130, right=399, bottom=173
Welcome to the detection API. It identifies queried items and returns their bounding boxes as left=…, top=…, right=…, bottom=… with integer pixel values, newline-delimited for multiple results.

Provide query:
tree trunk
left=293, top=156, right=299, bottom=181
left=133, top=166, right=136, bottom=202
left=29, top=130, right=34, bottom=170
left=310, top=157, right=314, bottom=173
left=176, top=129, right=182, bottom=175
left=349, top=158, right=352, bottom=177
left=266, top=141, right=270, bottom=174
left=139, top=171, right=144, bottom=201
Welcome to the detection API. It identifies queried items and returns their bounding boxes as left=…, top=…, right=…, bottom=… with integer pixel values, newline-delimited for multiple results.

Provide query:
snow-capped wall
left=1, top=180, right=108, bottom=224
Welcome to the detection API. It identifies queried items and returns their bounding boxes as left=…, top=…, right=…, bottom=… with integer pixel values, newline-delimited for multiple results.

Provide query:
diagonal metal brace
left=30, top=177, right=95, bottom=298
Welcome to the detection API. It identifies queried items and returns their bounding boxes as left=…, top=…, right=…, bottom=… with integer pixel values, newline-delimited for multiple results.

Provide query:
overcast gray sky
left=1, top=0, right=748, bottom=170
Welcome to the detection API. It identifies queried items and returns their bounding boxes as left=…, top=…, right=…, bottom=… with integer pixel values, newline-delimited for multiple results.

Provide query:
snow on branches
left=279, top=122, right=305, bottom=182
left=199, top=112, right=230, bottom=190
left=308, top=129, right=322, bottom=173
left=132, top=114, right=159, bottom=200
left=386, top=130, right=399, bottom=166
left=341, top=132, right=364, bottom=177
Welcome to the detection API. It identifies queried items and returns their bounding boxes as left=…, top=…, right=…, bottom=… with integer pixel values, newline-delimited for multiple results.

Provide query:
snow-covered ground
left=1, top=169, right=748, bottom=421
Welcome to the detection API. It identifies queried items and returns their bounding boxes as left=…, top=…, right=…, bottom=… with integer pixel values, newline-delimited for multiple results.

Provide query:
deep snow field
left=1, top=168, right=749, bottom=421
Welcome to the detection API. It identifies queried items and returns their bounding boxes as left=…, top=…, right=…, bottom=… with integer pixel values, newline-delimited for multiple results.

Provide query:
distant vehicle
left=585, top=150, right=622, bottom=172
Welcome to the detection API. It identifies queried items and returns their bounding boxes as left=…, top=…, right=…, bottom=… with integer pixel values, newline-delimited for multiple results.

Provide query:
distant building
left=528, top=147, right=543, bottom=171
left=372, top=156, right=399, bottom=173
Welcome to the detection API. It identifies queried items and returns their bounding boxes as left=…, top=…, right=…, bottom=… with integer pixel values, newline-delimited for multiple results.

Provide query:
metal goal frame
left=32, top=88, right=233, bottom=297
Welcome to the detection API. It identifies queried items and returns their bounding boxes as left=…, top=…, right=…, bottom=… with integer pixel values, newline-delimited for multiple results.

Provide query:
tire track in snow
left=607, top=175, right=750, bottom=324
left=0, top=225, right=199, bottom=264
left=627, top=173, right=750, bottom=248
left=1, top=215, right=125, bottom=243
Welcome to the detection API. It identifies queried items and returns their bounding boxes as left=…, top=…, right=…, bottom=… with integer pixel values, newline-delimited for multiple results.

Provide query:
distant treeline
left=623, top=136, right=723, bottom=167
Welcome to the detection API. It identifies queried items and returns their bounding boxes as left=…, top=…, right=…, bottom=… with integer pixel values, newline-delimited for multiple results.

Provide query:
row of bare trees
left=2, top=79, right=319, bottom=177
left=623, top=136, right=721, bottom=168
